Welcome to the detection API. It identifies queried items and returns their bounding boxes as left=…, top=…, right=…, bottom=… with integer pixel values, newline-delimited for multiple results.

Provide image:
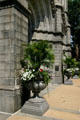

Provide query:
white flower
left=40, top=65, right=44, bottom=69
left=66, top=68, right=73, bottom=73
left=21, top=68, right=35, bottom=81
left=75, top=68, right=79, bottom=71
left=32, top=69, right=35, bottom=72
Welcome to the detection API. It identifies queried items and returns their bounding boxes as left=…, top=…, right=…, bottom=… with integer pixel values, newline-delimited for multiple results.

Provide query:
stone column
left=0, top=0, right=29, bottom=113
left=55, top=8, right=62, bottom=33
left=52, top=41, right=63, bottom=84
left=66, top=25, right=71, bottom=44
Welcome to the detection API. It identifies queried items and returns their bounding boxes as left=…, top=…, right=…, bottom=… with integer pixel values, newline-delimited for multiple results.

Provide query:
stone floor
left=44, top=85, right=80, bottom=113
left=1, top=79, right=80, bottom=120
left=0, top=113, right=11, bottom=120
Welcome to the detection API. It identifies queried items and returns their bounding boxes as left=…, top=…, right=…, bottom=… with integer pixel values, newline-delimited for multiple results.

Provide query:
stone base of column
left=21, top=97, right=49, bottom=116
left=0, top=86, right=21, bottom=113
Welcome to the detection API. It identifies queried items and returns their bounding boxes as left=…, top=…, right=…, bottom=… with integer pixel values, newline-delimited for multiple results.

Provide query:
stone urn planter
left=73, top=68, right=79, bottom=79
left=20, top=41, right=54, bottom=116
left=66, top=71, right=72, bottom=80
left=21, top=80, right=49, bottom=116
left=28, top=80, right=46, bottom=98
left=64, top=70, right=73, bottom=85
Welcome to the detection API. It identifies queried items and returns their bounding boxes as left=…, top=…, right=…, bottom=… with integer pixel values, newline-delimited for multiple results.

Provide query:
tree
left=68, top=0, right=80, bottom=60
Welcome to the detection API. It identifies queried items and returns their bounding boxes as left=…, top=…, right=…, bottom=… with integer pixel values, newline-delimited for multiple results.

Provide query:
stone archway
left=28, top=0, right=71, bottom=84
left=0, top=0, right=71, bottom=113
left=28, top=0, right=56, bottom=41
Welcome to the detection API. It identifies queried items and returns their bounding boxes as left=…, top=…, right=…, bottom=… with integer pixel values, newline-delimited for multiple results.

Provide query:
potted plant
left=63, top=55, right=79, bottom=81
left=20, top=40, right=54, bottom=101
left=20, top=40, right=54, bottom=115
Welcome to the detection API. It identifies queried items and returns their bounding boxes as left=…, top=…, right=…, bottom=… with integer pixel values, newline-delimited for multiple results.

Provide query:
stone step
left=44, top=109, right=80, bottom=120
left=0, top=112, right=11, bottom=120
left=7, top=111, right=62, bottom=120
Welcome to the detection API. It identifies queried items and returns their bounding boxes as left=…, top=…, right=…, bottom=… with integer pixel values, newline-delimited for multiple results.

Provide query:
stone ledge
left=0, top=85, right=20, bottom=91
left=52, top=107, right=80, bottom=115
left=8, top=110, right=61, bottom=120
left=0, top=85, right=21, bottom=113
left=33, top=30, right=64, bottom=37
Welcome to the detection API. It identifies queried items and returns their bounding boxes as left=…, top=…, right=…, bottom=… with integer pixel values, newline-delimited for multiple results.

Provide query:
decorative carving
left=62, top=12, right=67, bottom=34
left=50, top=0, right=56, bottom=17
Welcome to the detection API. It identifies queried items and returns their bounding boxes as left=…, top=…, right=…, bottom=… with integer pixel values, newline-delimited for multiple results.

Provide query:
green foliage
left=38, top=71, right=50, bottom=85
left=63, top=55, right=80, bottom=77
left=23, top=40, right=54, bottom=70
left=64, top=56, right=78, bottom=68
left=68, top=0, right=80, bottom=58
left=21, top=40, right=54, bottom=84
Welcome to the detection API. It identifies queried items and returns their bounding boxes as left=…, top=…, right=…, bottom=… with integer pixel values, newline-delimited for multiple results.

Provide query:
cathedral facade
left=0, top=0, right=71, bottom=113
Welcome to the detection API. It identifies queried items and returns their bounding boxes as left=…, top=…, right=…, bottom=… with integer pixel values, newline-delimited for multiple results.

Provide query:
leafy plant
left=63, top=55, right=80, bottom=77
left=20, top=40, right=54, bottom=85
left=64, top=56, right=78, bottom=68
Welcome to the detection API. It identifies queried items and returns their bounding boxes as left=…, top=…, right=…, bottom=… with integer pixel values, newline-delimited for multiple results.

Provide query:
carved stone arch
left=28, top=0, right=55, bottom=40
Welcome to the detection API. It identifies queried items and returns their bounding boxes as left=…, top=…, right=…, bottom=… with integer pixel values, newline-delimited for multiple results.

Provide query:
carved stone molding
left=50, top=0, right=56, bottom=17
left=0, top=0, right=30, bottom=17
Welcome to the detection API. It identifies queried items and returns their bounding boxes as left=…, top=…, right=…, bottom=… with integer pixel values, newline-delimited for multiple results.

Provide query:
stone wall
left=0, top=7, right=28, bottom=86
left=0, top=86, right=21, bottom=113
left=0, top=0, right=71, bottom=113
left=29, top=0, right=71, bottom=84
left=0, top=0, right=28, bottom=113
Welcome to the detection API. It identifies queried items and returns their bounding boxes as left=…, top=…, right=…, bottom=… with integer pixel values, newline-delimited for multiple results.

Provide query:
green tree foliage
left=68, top=0, right=80, bottom=59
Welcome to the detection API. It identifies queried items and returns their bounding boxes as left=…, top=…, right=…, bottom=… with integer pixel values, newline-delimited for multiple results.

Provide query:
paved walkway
left=0, top=113, right=10, bottom=120
left=2, top=79, right=80, bottom=120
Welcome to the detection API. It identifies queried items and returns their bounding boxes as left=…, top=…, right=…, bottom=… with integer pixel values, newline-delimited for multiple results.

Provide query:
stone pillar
left=53, top=43, right=63, bottom=84
left=66, top=26, right=71, bottom=44
left=55, top=8, right=62, bottom=33
left=0, top=0, right=29, bottom=113
left=29, top=0, right=70, bottom=84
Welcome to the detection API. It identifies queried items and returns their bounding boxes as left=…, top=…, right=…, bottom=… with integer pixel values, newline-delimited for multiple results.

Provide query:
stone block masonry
left=0, top=7, right=28, bottom=86
left=0, top=0, right=71, bottom=113
left=0, top=0, right=28, bottom=113
left=0, top=86, right=21, bottom=113
left=29, top=0, right=71, bottom=84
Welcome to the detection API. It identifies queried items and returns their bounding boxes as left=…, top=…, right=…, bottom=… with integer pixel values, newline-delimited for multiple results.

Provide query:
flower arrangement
left=63, top=55, right=79, bottom=68
left=21, top=68, right=35, bottom=81
left=63, top=55, right=80, bottom=77
left=20, top=40, right=54, bottom=85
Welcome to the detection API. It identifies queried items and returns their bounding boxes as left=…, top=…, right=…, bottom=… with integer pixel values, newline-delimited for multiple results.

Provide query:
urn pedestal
left=21, top=81, right=49, bottom=116
left=64, top=72, right=73, bottom=85
left=21, top=97, right=49, bottom=116
left=73, top=69, right=79, bottom=79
